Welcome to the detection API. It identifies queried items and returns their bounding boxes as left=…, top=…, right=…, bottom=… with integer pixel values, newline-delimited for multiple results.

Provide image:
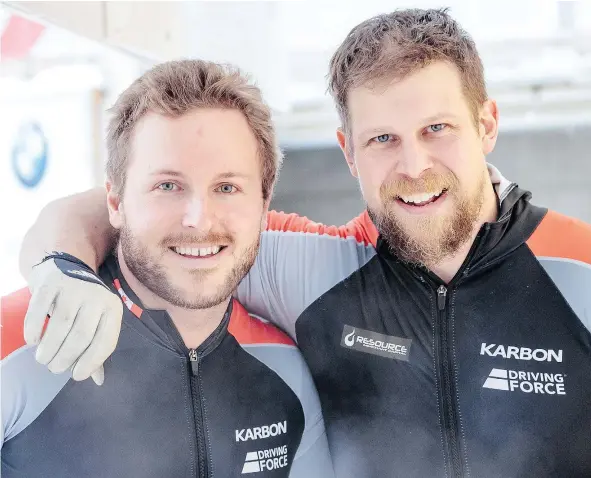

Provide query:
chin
left=172, top=288, right=230, bottom=309
left=184, top=277, right=235, bottom=306
left=397, top=213, right=447, bottom=232
left=189, top=296, right=229, bottom=309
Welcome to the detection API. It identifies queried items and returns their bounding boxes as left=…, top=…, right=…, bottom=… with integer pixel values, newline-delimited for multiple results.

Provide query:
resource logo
left=341, top=325, right=411, bottom=362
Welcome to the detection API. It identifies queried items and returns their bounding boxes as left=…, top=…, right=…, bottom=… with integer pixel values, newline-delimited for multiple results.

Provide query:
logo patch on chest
left=241, top=445, right=289, bottom=474
left=235, top=421, right=287, bottom=442
left=340, top=325, right=412, bottom=361
left=483, top=368, right=566, bottom=395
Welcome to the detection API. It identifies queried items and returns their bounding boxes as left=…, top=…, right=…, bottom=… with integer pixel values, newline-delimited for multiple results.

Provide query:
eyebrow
left=150, top=169, right=184, bottom=177
left=215, top=172, right=252, bottom=181
left=358, top=128, right=390, bottom=139
left=149, top=170, right=252, bottom=180
left=421, top=112, right=459, bottom=124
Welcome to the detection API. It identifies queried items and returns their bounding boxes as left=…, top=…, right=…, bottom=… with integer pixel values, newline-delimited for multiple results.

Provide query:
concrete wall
left=271, top=126, right=591, bottom=225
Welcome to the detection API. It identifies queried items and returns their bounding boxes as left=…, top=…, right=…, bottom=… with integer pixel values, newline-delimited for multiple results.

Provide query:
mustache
left=160, top=232, right=234, bottom=246
left=380, top=171, right=459, bottom=198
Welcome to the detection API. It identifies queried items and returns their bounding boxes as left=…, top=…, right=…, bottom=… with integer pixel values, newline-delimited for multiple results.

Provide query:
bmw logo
left=11, top=122, right=48, bottom=188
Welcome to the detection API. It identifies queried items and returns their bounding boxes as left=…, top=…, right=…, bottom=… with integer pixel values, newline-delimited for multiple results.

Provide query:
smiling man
left=342, top=59, right=498, bottom=281
left=12, top=8, right=591, bottom=478
left=1, top=59, right=332, bottom=478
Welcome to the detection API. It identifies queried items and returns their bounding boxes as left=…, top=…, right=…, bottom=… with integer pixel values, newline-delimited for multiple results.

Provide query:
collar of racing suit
left=375, top=163, right=547, bottom=283
left=98, top=254, right=233, bottom=357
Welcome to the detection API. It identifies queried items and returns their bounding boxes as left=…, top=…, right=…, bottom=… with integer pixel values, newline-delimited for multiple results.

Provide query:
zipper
left=436, top=285, right=463, bottom=477
left=189, top=348, right=199, bottom=375
left=189, top=348, right=208, bottom=478
left=165, top=319, right=207, bottom=478
left=437, top=285, right=447, bottom=311
left=157, top=302, right=232, bottom=478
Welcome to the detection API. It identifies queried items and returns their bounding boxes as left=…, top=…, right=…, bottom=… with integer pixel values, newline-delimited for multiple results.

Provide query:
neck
left=117, top=246, right=229, bottom=349
left=428, top=184, right=499, bottom=284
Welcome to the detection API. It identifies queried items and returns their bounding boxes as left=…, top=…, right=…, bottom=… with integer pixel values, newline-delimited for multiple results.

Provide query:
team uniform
left=236, top=166, right=591, bottom=477
left=1, top=255, right=333, bottom=478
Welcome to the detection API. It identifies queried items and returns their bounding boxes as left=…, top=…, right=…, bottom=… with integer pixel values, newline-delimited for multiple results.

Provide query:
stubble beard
left=119, top=226, right=260, bottom=309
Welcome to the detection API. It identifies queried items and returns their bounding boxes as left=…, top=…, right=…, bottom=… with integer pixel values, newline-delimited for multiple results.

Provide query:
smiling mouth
left=171, top=246, right=227, bottom=258
left=396, top=189, right=447, bottom=207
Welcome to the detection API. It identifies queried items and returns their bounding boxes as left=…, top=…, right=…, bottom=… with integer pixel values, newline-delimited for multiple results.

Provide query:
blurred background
left=1, top=0, right=591, bottom=294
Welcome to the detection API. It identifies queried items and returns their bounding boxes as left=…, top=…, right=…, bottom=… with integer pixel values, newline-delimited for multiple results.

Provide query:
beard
left=368, top=169, right=487, bottom=268
left=119, top=225, right=260, bottom=309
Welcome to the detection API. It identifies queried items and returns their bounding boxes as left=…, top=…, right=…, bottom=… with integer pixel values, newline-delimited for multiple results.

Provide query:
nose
left=394, top=138, right=434, bottom=179
left=181, top=195, right=214, bottom=230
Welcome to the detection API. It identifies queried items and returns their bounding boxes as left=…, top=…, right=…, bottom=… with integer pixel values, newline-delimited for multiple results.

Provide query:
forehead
left=129, top=108, right=259, bottom=175
left=347, top=61, right=471, bottom=130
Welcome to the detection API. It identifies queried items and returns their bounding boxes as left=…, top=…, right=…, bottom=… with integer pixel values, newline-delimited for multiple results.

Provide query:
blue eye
left=218, top=184, right=236, bottom=194
left=374, top=134, right=391, bottom=143
left=158, top=182, right=177, bottom=191
left=428, top=124, right=446, bottom=133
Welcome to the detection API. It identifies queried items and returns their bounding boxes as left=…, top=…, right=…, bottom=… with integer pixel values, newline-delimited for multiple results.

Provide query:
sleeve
left=235, top=210, right=378, bottom=340
left=526, top=210, right=591, bottom=333
left=288, top=414, right=334, bottom=478
left=1, top=288, right=71, bottom=447
left=238, top=337, right=335, bottom=478
left=1, top=288, right=31, bottom=446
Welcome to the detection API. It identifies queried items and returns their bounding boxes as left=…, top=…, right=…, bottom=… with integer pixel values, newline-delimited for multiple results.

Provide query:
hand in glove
left=24, top=253, right=123, bottom=385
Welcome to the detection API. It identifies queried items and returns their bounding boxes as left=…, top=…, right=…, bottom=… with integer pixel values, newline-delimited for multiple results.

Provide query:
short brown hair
left=106, top=59, right=281, bottom=200
left=328, top=8, right=487, bottom=133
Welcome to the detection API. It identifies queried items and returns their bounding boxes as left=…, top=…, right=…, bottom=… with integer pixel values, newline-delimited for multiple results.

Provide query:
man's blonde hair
left=106, top=59, right=282, bottom=200
left=328, top=8, right=487, bottom=134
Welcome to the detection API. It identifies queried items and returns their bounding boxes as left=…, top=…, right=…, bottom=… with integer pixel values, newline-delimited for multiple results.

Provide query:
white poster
left=0, top=84, right=102, bottom=296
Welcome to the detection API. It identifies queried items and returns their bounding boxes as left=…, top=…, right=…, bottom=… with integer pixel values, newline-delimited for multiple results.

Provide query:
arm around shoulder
left=19, top=188, right=115, bottom=278
left=236, top=210, right=377, bottom=338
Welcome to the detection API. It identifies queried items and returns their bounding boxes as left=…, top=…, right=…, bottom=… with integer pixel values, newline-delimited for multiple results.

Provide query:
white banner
left=0, top=84, right=101, bottom=295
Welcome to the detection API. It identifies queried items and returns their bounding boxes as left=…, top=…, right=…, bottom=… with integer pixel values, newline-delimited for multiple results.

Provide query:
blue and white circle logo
left=11, top=122, right=48, bottom=188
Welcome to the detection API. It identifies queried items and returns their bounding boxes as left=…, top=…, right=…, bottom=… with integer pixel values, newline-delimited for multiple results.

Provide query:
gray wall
left=271, top=126, right=591, bottom=225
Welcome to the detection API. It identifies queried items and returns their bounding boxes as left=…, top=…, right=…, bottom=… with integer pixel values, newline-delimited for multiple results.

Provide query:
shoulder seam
left=228, top=300, right=295, bottom=346
left=526, top=209, right=591, bottom=265
left=262, top=228, right=376, bottom=246
left=535, top=255, right=591, bottom=270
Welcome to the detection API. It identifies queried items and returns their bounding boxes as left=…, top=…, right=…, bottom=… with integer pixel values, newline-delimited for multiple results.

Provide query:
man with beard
left=0, top=59, right=333, bottom=478
left=14, top=8, right=591, bottom=478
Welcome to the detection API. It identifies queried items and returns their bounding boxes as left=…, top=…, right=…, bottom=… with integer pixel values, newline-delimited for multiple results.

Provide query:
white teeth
left=173, top=246, right=223, bottom=257
left=399, top=191, right=443, bottom=204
